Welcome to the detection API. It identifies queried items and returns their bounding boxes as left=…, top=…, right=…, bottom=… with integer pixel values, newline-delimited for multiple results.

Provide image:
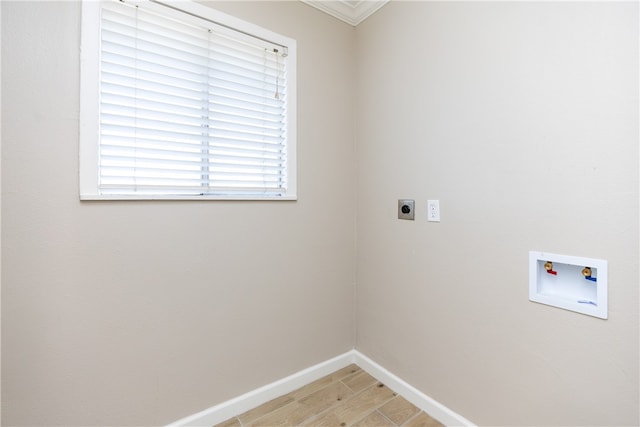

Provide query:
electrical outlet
left=398, top=199, right=415, bottom=220
left=427, top=200, right=440, bottom=222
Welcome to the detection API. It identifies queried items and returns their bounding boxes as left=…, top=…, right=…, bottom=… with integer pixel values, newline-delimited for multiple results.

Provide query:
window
left=80, top=0, right=296, bottom=200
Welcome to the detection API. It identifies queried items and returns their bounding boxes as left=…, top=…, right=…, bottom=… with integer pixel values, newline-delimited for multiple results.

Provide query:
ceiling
left=300, top=0, right=390, bottom=26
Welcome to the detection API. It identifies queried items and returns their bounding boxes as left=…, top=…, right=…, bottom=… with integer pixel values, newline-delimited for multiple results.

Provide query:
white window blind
left=80, top=0, right=297, bottom=199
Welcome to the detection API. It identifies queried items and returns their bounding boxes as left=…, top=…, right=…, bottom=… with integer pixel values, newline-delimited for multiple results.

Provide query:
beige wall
left=355, top=2, right=639, bottom=426
left=1, top=1, right=355, bottom=425
left=3, top=1, right=639, bottom=426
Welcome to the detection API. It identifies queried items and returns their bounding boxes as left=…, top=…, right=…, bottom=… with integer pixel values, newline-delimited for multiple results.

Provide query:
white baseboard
left=353, top=351, right=475, bottom=427
left=166, top=351, right=357, bottom=427
left=167, top=350, right=474, bottom=427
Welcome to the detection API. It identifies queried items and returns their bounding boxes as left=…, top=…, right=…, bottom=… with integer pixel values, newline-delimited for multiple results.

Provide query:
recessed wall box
left=529, top=251, right=608, bottom=319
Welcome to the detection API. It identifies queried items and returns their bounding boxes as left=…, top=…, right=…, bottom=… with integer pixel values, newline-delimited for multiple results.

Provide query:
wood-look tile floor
left=214, top=364, right=444, bottom=427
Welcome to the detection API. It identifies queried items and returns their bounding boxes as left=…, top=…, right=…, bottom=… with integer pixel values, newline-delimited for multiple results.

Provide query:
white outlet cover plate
left=427, top=200, right=440, bottom=222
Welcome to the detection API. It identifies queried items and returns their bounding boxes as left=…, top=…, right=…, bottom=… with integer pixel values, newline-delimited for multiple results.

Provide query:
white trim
left=166, top=350, right=474, bottom=427
left=79, top=194, right=298, bottom=201
left=353, top=351, right=476, bottom=427
left=300, top=0, right=389, bottom=26
left=166, top=352, right=356, bottom=427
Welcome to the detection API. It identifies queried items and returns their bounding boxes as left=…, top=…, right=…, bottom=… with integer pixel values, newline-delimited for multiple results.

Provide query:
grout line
left=303, top=379, right=391, bottom=427
left=291, top=379, right=351, bottom=426
left=349, top=410, right=372, bottom=426
left=238, top=364, right=364, bottom=427
left=290, top=368, right=361, bottom=426
left=376, top=408, right=400, bottom=427
left=241, top=398, right=298, bottom=427
left=399, top=410, right=424, bottom=427
left=375, top=398, right=402, bottom=427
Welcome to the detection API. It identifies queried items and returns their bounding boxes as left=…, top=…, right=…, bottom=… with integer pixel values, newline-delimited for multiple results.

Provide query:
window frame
left=79, top=0, right=297, bottom=200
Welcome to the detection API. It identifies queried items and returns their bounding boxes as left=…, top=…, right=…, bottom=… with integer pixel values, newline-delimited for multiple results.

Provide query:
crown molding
left=301, top=0, right=390, bottom=26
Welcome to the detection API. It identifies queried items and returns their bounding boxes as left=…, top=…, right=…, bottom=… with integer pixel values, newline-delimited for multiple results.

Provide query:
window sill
left=79, top=194, right=298, bottom=201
